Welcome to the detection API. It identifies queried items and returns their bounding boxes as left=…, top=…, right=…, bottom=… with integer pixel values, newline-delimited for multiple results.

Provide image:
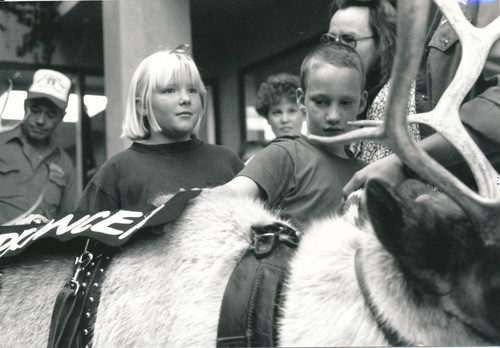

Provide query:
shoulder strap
left=217, top=223, right=299, bottom=347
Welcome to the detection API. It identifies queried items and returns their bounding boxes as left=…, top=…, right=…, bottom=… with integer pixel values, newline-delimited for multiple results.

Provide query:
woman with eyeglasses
left=322, top=0, right=420, bottom=163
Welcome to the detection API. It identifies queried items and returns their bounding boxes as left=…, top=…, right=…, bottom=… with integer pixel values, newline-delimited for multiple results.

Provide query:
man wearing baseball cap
left=0, top=69, right=77, bottom=224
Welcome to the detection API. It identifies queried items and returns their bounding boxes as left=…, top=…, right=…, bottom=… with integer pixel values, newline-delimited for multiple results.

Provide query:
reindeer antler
left=415, top=0, right=500, bottom=200
left=309, top=0, right=500, bottom=244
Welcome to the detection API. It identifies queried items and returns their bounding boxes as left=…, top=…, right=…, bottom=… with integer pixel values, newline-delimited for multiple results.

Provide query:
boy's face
left=297, top=64, right=367, bottom=142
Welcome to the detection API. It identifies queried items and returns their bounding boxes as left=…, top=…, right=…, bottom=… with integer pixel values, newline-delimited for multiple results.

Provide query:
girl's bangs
left=150, top=60, right=174, bottom=91
left=151, top=55, right=203, bottom=91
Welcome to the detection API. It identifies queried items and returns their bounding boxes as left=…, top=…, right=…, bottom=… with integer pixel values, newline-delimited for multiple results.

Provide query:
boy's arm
left=214, top=143, right=293, bottom=204
left=215, top=176, right=262, bottom=200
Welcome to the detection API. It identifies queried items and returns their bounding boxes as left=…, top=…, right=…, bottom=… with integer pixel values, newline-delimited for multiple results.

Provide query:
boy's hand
left=14, top=214, right=49, bottom=225
left=343, top=154, right=406, bottom=198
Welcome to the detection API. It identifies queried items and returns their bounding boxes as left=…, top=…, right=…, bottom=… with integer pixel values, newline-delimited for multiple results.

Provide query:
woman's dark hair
left=329, top=0, right=396, bottom=102
left=254, top=73, right=300, bottom=118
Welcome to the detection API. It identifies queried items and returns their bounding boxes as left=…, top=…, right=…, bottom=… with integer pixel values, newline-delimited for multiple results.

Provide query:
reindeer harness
left=216, top=222, right=299, bottom=347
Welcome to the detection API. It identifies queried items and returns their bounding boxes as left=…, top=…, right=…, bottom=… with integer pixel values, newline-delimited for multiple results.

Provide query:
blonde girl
left=77, top=47, right=243, bottom=213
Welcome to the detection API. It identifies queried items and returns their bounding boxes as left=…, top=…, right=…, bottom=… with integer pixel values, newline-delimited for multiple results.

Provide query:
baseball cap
left=27, top=69, right=72, bottom=110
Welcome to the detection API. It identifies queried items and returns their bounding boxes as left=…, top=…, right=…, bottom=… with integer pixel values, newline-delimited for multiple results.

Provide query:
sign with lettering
left=0, top=190, right=202, bottom=259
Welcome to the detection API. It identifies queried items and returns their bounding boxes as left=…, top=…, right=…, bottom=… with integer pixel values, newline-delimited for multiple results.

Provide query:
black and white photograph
left=0, top=0, right=499, bottom=346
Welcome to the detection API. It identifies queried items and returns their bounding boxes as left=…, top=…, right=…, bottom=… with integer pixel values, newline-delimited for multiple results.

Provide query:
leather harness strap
left=48, top=241, right=113, bottom=348
left=217, top=223, right=299, bottom=347
left=79, top=243, right=114, bottom=348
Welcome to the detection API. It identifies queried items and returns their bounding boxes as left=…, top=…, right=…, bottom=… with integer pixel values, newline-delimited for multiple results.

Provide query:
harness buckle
left=252, top=232, right=277, bottom=258
left=69, top=243, right=94, bottom=295
left=251, top=223, right=299, bottom=259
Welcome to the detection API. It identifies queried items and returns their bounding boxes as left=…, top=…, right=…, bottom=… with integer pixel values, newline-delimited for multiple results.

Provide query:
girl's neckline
left=131, top=137, right=202, bottom=154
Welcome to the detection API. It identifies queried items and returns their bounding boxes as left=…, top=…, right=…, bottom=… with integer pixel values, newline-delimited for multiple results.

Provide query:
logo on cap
left=27, top=69, right=71, bottom=110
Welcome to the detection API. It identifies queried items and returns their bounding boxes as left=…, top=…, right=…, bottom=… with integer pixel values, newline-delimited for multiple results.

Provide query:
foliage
left=0, top=2, right=60, bottom=64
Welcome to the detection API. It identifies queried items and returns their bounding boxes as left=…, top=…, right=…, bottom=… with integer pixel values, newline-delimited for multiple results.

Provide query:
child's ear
left=296, top=88, right=307, bottom=113
left=136, top=98, right=146, bottom=115
left=357, top=90, right=368, bottom=115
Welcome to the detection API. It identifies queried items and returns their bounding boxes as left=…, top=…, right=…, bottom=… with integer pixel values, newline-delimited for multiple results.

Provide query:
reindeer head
left=309, top=0, right=500, bottom=341
left=365, top=178, right=500, bottom=340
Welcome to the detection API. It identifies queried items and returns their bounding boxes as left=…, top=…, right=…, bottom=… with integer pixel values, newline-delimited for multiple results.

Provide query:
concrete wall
left=102, top=0, right=192, bottom=158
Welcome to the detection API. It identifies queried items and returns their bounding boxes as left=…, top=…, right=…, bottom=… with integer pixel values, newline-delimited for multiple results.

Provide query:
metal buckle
left=252, top=232, right=277, bottom=258
left=69, top=241, right=93, bottom=295
left=276, top=224, right=300, bottom=248
left=251, top=223, right=299, bottom=259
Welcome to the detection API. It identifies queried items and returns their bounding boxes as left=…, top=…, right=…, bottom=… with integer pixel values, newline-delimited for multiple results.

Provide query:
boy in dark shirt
left=219, top=43, right=368, bottom=230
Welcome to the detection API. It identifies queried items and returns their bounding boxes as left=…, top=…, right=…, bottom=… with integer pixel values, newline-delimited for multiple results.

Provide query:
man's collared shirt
left=0, top=125, right=76, bottom=224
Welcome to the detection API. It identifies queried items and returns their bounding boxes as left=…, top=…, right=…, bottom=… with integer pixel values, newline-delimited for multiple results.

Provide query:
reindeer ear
left=366, top=180, right=432, bottom=270
left=365, top=179, right=406, bottom=257
left=366, top=179, right=481, bottom=277
left=365, top=178, right=450, bottom=282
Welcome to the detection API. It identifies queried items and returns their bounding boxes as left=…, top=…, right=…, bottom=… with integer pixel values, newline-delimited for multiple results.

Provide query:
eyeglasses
left=320, top=33, right=373, bottom=48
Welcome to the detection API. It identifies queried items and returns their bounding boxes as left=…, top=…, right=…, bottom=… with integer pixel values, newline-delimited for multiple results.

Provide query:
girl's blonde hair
left=121, top=47, right=207, bottom=140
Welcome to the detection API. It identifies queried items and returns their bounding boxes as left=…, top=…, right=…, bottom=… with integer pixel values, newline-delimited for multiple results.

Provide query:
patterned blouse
left=350, top=80, right=421, bottom=163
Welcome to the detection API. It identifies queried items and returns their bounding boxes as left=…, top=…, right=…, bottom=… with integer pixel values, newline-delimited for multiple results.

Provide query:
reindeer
left=0, top=0, right=499, bottom=346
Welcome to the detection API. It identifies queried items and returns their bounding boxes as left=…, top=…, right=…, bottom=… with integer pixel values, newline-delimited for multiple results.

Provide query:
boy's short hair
left=254, top=73, right=300, bottom=118
left=121, top=48, right=207, bottom=141
left=300, top=43, right=366, bottom=93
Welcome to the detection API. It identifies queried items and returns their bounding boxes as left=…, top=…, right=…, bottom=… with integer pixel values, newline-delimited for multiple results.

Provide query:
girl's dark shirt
left=77, top=137, right=244, bottom=213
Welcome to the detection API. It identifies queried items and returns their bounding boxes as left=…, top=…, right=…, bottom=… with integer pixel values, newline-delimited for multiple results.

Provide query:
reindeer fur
left=92, top=189, right=289, bottom=347
left=0, top=250, right=74, bottom=347
left=279, top=180, right=499, bottom=346
left=0, top=183, right=499, bottom=347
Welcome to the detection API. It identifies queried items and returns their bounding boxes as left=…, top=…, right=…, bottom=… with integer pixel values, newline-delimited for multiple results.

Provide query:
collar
left=441, top=291, right=500, bottom=344
left=131, top=136, right=203, bottom=154
left=300, top=135, right=357, bottom=162
left=355, top=247, right=500, bottom=346
left=0, top=125, right=23, bottom=145
left=354, top=247, right=415, bottom=347
left=1, top=125, right=59, bottom=154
